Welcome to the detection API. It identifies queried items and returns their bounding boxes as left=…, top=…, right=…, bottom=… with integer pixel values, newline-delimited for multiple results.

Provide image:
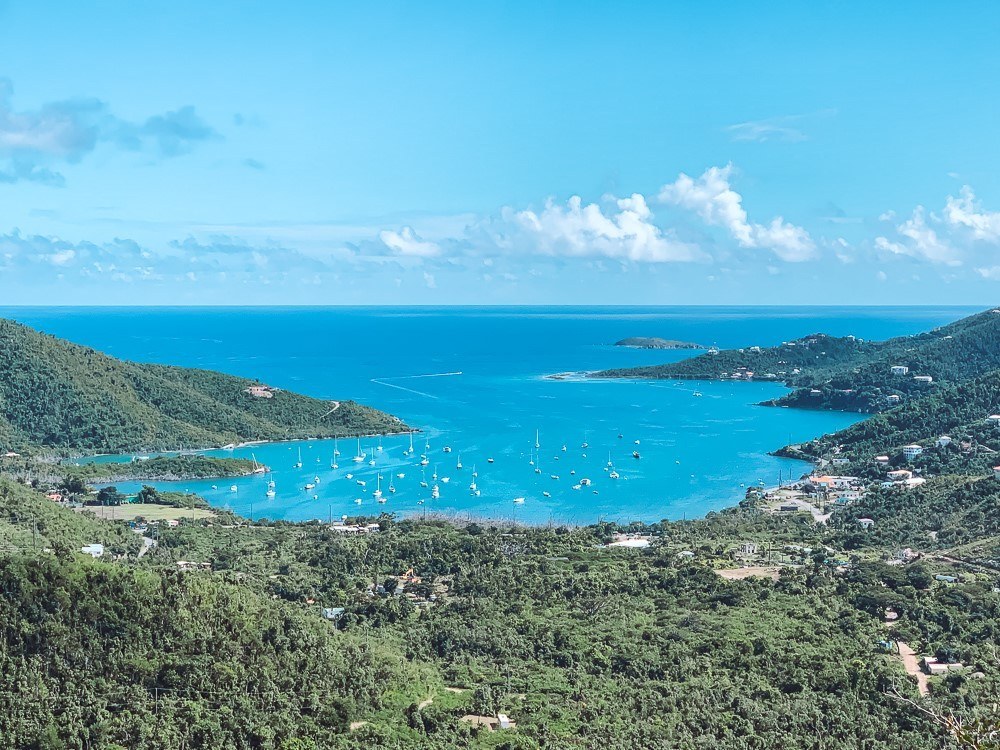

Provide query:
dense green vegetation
left=597, top=307, right=1000, bottom=414
left=59, top=455, right=264, bottom=483
left=0, top=318, right=407, bottom=455
left=0, top=471, right=997, bottom=748
left=781, top=369, right=1000, bottom=470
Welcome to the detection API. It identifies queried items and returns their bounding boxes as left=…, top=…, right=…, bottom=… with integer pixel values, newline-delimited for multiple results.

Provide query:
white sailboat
left=432, top=464, right=438, bottom=481
left=535, top=429, right=540, bottom=449
left=251, top=453, right=266, bottom=474
left=377, top=437, right=383, bottom=453
left=373, top=473, right=383, bottom=501
left=405, top=432, right=414, bottom=456
left=353, top=438, right=365, bottom=463
left=294, top=448, right=302, bottom=469
left=456, top=453, right=463, bottom=470
left=469, top=464, right=478, bottom=493
left=431, top=484, right=440, bottom=499
left=513, top=497, right=525, bottom=504
left=334, top=437, right=340, bottom=457
left=420, top=467, right=428, bottom=488
left=388, top=474, right=396, bottom=494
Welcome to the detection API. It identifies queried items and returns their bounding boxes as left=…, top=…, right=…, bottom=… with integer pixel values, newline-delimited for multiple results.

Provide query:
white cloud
left=944, top=186, right=1000, bottom=241
left=505, top=192, right=702, bottom=263
left=379, top=226, right=441, bottom=257
left=422, top=271, right=436, bottom=288
left=875, top=206, right=960, bottom=265
left=658, top=164, right=816, bottom=261
left=976, top=266, right=1000, bottom=280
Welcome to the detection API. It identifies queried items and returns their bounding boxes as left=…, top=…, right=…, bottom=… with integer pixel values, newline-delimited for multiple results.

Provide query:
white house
left=831, top=457, right=851, bottom=466
left=890, top=365, right=909, bottom=376
left=913, top=375, right=933, bottom=384
left=902, top=444, right=924, bottom=459
left=886, top=394, right=901, bottom=404
left=887, top=469, right=913, bottom=481
left=858, top=518, right=875, bottom=529
left=874, top=455, right=890, bottom=464
left=80, top=543, right=104, bottom=558
left=936, top=435, right=952, bottom=447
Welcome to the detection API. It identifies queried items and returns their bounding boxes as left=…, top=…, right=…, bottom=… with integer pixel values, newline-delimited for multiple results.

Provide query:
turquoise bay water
left=2, top=306, right=977, bottom=524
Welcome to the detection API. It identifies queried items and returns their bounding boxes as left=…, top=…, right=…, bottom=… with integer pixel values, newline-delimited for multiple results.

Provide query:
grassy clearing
left=77, top=503, right=215, bottom=522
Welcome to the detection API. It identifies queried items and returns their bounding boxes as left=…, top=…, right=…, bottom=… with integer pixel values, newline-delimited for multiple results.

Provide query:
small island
left=614, top=336, right=705, bottom=350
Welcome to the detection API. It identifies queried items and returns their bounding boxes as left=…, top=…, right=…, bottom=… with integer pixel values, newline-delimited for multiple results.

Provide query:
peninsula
left=614, top=336, right=705, bottom=350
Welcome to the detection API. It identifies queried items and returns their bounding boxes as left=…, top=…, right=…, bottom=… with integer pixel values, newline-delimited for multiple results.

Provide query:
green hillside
left=779, top=369, right=1000, bottom=472
left=0, top=318, right=406, bottom=454
left=596, top=307, right=1000, bottom=414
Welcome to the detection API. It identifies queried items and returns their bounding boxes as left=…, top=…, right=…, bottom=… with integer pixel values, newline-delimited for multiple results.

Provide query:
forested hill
left=0, top=318, right=406, bottom=454
left=780, top=368, right=1000, bottom=472
left=594, top=307, right=1000, bottom=414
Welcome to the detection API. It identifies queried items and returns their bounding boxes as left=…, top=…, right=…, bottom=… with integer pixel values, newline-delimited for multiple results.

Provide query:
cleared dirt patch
left=714, top=566, right=781, bottom=581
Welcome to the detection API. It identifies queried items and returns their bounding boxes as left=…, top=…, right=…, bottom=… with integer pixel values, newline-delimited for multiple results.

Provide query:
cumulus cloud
left=0, top=77, right=219, bottom=185
left=379, top=226, right=441, bottom=257
left=943, top=186, right=1000, bottom=241
left=658, top=164, right=816, bottom=261
left=501, top=192, right=701, bottom=263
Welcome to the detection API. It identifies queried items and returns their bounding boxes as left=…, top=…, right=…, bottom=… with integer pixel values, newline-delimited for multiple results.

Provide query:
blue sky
left=1, top=0, right=999, bottom=304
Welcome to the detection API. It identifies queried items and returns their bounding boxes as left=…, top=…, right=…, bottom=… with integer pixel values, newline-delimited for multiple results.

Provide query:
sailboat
left=373, top=474, right=383, bottom=502
left=404, top=432, right=414, bottom=456
left=334, top=437, right=340, bottom=457
left=431, top=484, right=440, bottom=499
left=513, top=497, right=525, bottom=504
left=419, top=454, right=429, bottom=466
left=377, top=437, right=383, bottom=453
left=251, top=453, right=266, bottom=474
left=469, top=465, right=478, bottom=493
left=420, top=467, right=429, bottom=488
left=265, top=474, right=276, bottom=497
left=294, top=448, right=302, bottom=469
left=388, top=474, right=396, bottom=494
left=443, top=445, right=452, bottom=453
left=432, top=464, right=438, bottom=481
left=528, top=449, right=535, bottom=467
left=267, top=473, right=276, bottom=489
left=352, top=438, right=365, bottom=463
left=456, top=453, right=463, bottom=470
left=535, top=429, right=540, bottom=450
left=368, top=446, right=376, bottom=466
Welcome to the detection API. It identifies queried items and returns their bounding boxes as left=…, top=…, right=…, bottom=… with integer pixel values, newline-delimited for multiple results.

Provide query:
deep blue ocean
left=1, top=306, right=978, bottom=524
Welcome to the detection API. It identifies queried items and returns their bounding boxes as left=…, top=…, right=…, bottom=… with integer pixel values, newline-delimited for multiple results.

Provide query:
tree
left=96, top=486, right=125, bottom=506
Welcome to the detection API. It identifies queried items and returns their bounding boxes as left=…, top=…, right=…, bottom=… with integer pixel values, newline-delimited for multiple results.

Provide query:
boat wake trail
left=370, top=372, right=462, bottom=399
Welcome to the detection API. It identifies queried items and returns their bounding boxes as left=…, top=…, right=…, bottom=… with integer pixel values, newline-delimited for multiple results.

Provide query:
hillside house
left=245, top=384, right=275, bottom=398
left=902, top=445, right=924, bottom=459
left=80, top=543, right=104, bottom=558
left=890, top=365, right=909, bottom=376
left=887, top=469, right=913, bottom=481
left=936, top=435, right=952, bottom=447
